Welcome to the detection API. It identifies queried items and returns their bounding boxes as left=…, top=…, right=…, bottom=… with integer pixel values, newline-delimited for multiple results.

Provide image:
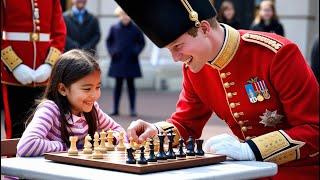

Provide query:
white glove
left=33, top=64, right=52, bottom=83
left=12, top=64, right=35, bottom=85
left=203, top=133, right=256, bottom=161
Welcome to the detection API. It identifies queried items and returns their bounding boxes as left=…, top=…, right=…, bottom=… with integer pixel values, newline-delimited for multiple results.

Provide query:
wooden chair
left=1, top=138, right=19, bottom=157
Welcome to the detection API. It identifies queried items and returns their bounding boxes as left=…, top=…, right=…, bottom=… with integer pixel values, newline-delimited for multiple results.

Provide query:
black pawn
left=156, top=132, right=167, bottom=161
left=166, top=130, right=176, bottom=160
left=186, top=136, right=195, bottom=157
left=195, top=139, right=205, bottom=156
left=148, top=138, right=157, bottom=163
left=138, top=146, right=148, bottom=164
left=176, top=138, right=186, bottom=159
left=126, top=147, right=136, bottom=164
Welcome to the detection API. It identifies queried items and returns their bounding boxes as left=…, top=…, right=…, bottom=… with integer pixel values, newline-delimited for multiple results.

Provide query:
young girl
left=16, top=49, right=126, bottom=157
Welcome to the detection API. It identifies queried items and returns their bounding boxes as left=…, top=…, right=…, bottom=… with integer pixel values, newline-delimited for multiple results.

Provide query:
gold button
left=238, top=121, right=244, bottom=126
left=34, top=2, right=38, bottom=7
left=234, top=112, right=240, bottom=118
left=241, top=126, right=248, bottom=132
left=229, top=103, right=236, bottom=108
left=245, top=136, right=252, bottom=140
left=223, top=82, right=230, bottom=88
left=36, top=26, right=40, bottom=31
left=35, top=19, right=40, bottom=24
left=227, top=92, right=233, bottom=98
left=220, top=73, right=226, bottom=79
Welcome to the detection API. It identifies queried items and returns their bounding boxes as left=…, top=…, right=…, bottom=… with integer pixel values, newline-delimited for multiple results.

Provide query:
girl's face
left=60, top=70, right=101, bottom=116
left=259, top=1, right=274, bottom=21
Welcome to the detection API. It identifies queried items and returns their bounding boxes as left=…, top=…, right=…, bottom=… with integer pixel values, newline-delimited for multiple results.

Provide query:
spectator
left=63, top=0, right=101, bottom=55
left=106, top=6, right=145, bottom=117
left=250, top=0, right=284, bottom=36
left=311, top=37, right=319, bottom=83
left=217, top=0, right=240, bottom=29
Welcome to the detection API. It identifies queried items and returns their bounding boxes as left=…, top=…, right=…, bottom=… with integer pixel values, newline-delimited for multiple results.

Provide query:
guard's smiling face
left=166, top=25, right=212, bottom=73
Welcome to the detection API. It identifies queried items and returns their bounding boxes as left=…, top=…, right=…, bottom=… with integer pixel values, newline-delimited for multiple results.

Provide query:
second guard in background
left=1, top=0, right=66, bottom=138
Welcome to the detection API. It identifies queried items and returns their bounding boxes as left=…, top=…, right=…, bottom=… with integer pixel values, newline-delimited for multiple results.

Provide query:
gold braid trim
left=249, top=130, right=305, bottom=165
left=45, top=47, right=61, bottom=66
left=1, top=46, right=23, bottom=71
left=241, top=33, right=282, bottom=53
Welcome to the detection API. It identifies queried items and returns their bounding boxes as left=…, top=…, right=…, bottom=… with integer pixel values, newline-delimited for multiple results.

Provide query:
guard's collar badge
left=259, top=109, right=284, bottom=127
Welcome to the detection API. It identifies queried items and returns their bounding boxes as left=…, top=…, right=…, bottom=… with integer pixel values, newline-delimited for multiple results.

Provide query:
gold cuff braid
left=154, top=121, right=181, bottom=146
left=45, top=47, right=61, bottom=66
left=1, top=46, right=23, bottom=71
left=249, top=130, right=305, bottom=165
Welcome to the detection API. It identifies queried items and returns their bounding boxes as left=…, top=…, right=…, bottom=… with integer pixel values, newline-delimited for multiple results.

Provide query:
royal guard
left=1, top=0, right=66, bottom=138
left=120, top=0, right=319, bottom=179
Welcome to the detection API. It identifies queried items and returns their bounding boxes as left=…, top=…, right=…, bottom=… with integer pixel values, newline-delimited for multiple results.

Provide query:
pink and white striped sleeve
left=16, top=101, right=66, bottom=157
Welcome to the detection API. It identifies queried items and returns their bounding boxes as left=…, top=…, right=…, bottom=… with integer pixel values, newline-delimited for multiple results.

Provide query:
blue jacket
left=106, top=21, right=145, bottom=78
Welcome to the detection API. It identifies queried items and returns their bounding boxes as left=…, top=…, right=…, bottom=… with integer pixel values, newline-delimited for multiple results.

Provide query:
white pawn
left=98, top=129, right=107, bottom=153
left=116, top=131, right=125, bottom=151
left=68, top=136, right=78, bottom=156
left=106, top=129, right=115, bottom=151
left=83, top=134, right=92, bottom=154
left=93, top=132, right=100, bottom=150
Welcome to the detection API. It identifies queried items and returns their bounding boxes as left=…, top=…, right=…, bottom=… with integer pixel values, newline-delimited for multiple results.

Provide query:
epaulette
left=241, top=33, right=283, bottom=53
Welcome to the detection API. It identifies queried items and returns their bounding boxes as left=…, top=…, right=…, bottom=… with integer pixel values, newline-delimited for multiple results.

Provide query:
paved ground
left=1, top=88, right=232, bottom=141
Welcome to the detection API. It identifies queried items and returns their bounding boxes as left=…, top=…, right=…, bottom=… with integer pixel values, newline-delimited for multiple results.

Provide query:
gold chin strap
left=180, top=0, right=200, bottom=27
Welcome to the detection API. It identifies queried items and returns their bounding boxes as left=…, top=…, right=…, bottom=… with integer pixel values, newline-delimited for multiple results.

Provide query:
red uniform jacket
left=1, top=0, right=66, bottom=86
left=156, top=24, right=319, bottom=179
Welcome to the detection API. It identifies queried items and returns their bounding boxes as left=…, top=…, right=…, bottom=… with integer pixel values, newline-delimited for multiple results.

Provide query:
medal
left=245, top=77, right=271, bottom=103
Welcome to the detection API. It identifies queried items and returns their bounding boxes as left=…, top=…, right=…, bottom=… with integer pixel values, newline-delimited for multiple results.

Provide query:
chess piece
left=98, top=130, right=107, bottom=153
left=144, top=140, right=150, bottom=152
left=126, top=147, right=136, bottom=164
left=186, top=136, right=196, bottom=159
left=156, top=132, right=167, bottom=162
left=137, top=146, right=148, bottom=164
left=176, top=138, right=186, bottom=159
left=92, top=149, right=103, bottom=159
left=166, top=130, right=176, bottom=160
left=195, top=139, right=205, bottom=157
left=93, top=132, right=100, bottom=150
left=129, top=137, right=135, bottom=150
left=68, top=136, right=78, bottom=156
left=106, top=129, right=115, bottom=151
left=116, top=131, right=126, bottom=151
left=83, top=134, right=93, bottom=154
left=147, top=138, right=157, bottom=163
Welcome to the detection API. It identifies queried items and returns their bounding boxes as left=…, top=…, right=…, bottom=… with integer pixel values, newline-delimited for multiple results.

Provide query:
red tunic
left=166, top=25, right=319, bottom=179
left=1, top=0, right=66, bottom=86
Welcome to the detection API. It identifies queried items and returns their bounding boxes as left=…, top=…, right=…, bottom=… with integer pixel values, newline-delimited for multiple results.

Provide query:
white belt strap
left=2, top=31, right=50, bottom=42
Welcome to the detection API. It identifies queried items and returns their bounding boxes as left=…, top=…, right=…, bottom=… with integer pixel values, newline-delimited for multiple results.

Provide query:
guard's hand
left=127, top=119, right=158, bottom=144
left=33, top=64, right=52, bottom=83
left=203, top=133, right=256, bottom=161
left=12, top=64, right=35, bottom=85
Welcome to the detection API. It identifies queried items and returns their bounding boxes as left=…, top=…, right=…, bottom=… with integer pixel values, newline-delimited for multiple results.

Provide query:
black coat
left=106, top=22, right=145, bottom=78
left=250, top=20, right=285, bottom=36
left=63, top=10, right=101, bottom=55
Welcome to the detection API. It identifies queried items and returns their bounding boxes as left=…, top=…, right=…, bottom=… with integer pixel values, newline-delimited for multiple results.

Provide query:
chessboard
left=44, top=150, right=226, bottom=174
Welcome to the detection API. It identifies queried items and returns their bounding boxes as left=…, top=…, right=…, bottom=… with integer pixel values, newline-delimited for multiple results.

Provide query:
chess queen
left=17, top=49, right=127, bottom=157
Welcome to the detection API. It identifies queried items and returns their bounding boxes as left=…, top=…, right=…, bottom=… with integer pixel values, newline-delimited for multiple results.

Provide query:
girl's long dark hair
left=26, top=49, right=101, bottom=147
